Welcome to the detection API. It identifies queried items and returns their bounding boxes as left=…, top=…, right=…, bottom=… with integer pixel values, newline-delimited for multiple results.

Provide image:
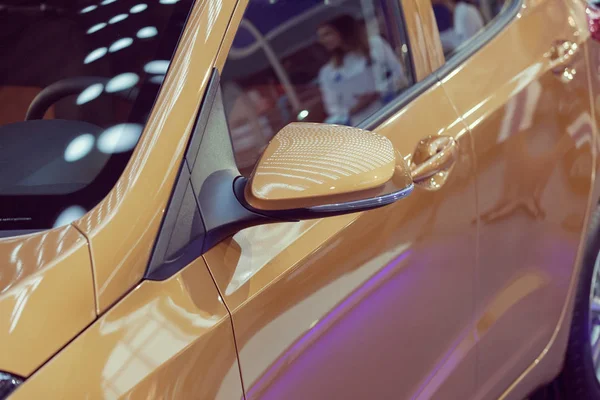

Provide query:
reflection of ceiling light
left=80, top=5, right=97, bottom=13
left=101, top=0, right=117, bottom=5
left=53, top=206, right=87, bottom=228
left=144, top=60, right=169, bottom=74
left=87, top=22, right=107, bottom=34
left=98, top=124, right=143, bottom=154
left=84, top=47, right=108, bottom=64
left=297, top=110, right=309, bottom=120
left=109, top=37, right=133, bottom=53
left=109, top=14, right=128, bottom=24
left=149, top=75, right=165, bottom=84
left=159, top=0, right=179, bottom=4
left=64, top=134, right=95, bottom=162
left=137, top=26, right=158, bottom=39
left=130, top=3, right=147, bottom=13
left=105, top=73, right=139, bottom=93
left=76, top=83, right=104, bottom=105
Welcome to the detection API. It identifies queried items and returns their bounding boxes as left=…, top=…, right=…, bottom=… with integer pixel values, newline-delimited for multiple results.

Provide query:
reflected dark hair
left=319, top=14, right=370, bottom=67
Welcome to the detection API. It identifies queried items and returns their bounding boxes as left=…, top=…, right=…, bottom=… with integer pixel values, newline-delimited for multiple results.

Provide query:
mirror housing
left=237, top=123, right=413, bottom=219
left=147, top=70, right=415, bottom=281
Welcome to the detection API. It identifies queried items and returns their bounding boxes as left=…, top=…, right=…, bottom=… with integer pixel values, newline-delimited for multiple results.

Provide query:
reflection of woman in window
left=317, top=14, right=408, bottom=126
left=435, top=0, right=485, bottom=54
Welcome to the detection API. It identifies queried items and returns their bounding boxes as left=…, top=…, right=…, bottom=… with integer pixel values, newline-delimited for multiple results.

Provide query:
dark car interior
left=0, top=0, right=193, bottom=230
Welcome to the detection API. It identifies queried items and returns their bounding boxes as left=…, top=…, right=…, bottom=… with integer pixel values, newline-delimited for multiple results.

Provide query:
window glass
left=0, top=0, right=195, bottom=230
left=221, top=0, right=414, bottom=176
left=433, top=0, right=511, bottom=58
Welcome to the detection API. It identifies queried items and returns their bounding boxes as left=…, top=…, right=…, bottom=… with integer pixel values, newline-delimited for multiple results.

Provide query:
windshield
left=0, top=0, right=194, bottom=231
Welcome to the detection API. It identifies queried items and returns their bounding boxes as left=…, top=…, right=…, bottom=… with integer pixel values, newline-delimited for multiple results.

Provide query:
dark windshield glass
left=0, top=0, right=194, bottom=231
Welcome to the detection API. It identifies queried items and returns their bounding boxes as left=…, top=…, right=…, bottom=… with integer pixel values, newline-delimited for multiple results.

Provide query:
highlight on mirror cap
left=245, top=123, right=413, bottom=211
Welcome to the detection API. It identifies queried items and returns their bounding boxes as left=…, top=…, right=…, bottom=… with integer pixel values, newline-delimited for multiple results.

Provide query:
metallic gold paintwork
left=73, top=0, right=238, bottom=314
left=247, top=123, right=398, bottom=210
left=400, top=0, right=436, bottom=80
left=6, top=0, right=600, bottom=399
left=437, top=0, right=596, bottom=397
left=11, top=258, right=243, bottom=400
left=0, top=226, right=95, bottom=377
left=205, top=81, right=479, bottom=399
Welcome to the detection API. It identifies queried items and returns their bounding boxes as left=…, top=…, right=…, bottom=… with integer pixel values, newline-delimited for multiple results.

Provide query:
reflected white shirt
left=318, top=36, right=408, bottom=125
left=440, top=2, right=485, bottom=53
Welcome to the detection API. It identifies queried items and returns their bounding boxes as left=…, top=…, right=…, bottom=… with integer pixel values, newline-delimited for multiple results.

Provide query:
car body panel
left=400, top=0, right=440, bottom=79
left=500, top=0, right=600, bottom=397
left=412, top=0, right=446, bottom=72
left=4, top=0, right=600, bottom=398
left=72, top=0, right=239, bottom=314
left=0, top=226, right=95, bottom=377
left=10, top=257, right=242, bottom=399
left=437, top=0, right=596, bottom=397
left=204, top=74, right=479, bottom=398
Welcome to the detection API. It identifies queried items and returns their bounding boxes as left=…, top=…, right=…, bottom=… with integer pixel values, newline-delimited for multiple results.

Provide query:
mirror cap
left=246, top=122, right=412, bottom=211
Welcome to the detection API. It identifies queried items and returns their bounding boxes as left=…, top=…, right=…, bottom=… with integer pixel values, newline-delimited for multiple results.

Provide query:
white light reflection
left=137, top=26, right=158, bottom=38
left=205, top=0, right=222, bottom=36
left=159, top=0, right=179, bottom=3
left=130, top=3, right=148, bottom=13
left=144, top=60, right=169, bottom=74
left=109, top=37, right=133, bottom=53
left=109, top=14, right=128, bottom=24
left=53, top=206, right=87, bottom=228
left=80, top=5, right=97, bottom=13
left=76, top=83, right=104, bottom=105
left=101, top=0, right=117, bottom=4
left=98, top=124, right=143, bottom=154
left=87, top=22, right=107, bottom=34
left=297, top=110, right=309, bottom=120
left=149, top=75, right=165, bottom=84
left=64, top=134, right=95, bottom=162
left=84, top=47, right=108, bottom=64
left=105, top=73, right=139, bottom=93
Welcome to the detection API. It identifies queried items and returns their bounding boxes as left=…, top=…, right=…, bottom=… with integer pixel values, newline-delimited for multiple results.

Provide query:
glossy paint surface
left=205, top=79, right=479, bottom=398
left=0, top=226, right=95, bottom=376
left=11, top=257, right=242, bottom=400
left=400, top=0, right=442, bottom=79
left=6, top=0, right=600, bottom=398
left=247, top=123, right=398, bottom=210
left=73, top=0, right=238, bottom=314
left=503, top=1, right=600, bottom=398
left=438, top=0, right=596, bottom=397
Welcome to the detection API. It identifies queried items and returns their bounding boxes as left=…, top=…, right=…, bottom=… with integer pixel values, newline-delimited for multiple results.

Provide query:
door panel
left=438, top=0, right=595, bottom=397
left=11, top=257, right=242, bottom=400
left=204, top=83, right=479, bottom=399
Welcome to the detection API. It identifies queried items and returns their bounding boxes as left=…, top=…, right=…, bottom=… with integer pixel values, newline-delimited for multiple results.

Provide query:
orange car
left=1, top=0, right=600, bottom=398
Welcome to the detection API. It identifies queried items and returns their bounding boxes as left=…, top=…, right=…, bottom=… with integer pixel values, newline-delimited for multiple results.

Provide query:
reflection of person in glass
left=435, top=0, right=484, bottom=54
left=317, top=14, right=408, bottom=126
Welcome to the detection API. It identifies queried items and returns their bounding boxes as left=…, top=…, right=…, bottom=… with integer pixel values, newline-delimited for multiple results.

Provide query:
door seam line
left=202, top=255, right=247, bottom=400
left=71, top=222, right=99, bottom=316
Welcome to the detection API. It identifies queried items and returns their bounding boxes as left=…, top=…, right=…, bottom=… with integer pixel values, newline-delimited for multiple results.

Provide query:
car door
left=428, top=0, right=596, bottom=397
left=203, top=0, right=479, bottom=398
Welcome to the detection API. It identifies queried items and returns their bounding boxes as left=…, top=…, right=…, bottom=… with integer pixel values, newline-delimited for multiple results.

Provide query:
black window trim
left=359, top=0, right=523, bottom=130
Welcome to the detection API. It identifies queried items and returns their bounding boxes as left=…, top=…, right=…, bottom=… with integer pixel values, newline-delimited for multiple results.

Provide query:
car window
left=432, top=0, right=512, bottom=58
left=221, top=0, right=414, bottom=176
left=0, top=0, right=196, bottom=231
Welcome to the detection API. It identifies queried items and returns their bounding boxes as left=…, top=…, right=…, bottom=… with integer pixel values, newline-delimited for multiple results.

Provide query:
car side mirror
left=236, top=122, right=414, bottom=219
left=146, top=71, right=416, bottom=280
